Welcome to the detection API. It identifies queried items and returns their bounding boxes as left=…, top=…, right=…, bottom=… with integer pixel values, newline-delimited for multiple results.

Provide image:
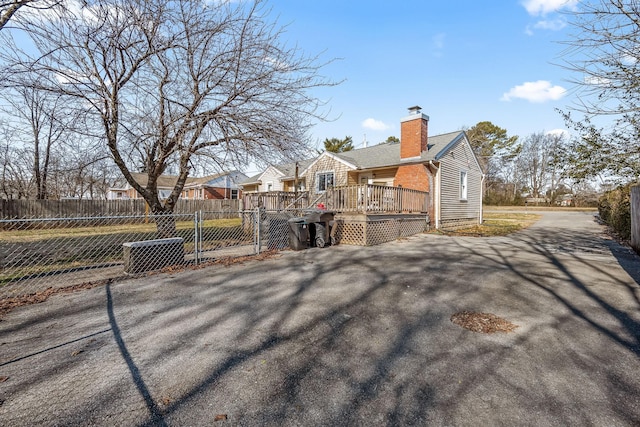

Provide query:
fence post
left=254, top=207, right=262, bottom=254
left=194, top=211, right=200, bottom=264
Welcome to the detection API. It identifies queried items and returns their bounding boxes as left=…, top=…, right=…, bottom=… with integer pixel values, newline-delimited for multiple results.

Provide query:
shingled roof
left=329, top=131, right=464, bottom=170
left=241, top=130, right=468, bottom=186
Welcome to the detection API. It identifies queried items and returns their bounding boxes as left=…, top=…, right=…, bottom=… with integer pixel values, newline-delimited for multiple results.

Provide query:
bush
left=598, top=184, right=631, bottom=240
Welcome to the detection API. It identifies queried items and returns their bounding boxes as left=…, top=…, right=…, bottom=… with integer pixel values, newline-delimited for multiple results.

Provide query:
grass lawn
left=0, top=218, right=242, bottom=243
left=436, top=212, right=542, bottom=237
left=1, top=217, right=247, bottom=284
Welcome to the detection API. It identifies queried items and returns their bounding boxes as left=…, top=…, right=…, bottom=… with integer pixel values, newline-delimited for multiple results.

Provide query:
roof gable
left=433, top=131, right=483, bottom=172
left=299, top=151, right=357, bottom=177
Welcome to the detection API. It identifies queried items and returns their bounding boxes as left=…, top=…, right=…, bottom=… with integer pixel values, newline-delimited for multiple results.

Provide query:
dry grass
left=484, top=205, right=597, bottom=212
left=436, top=212, right=542, bottom=237
left=0, top=218, right=242, bottom=243
left=451, top=311, right=518, bottom=333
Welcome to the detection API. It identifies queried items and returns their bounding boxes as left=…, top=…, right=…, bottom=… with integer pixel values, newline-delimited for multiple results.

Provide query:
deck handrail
left=243, top=185, right=428, bottom=214
left=323, top=184, right=428, bottom=214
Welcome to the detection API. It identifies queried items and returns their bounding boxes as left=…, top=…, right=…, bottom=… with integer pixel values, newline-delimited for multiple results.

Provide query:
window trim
left=316, top=171, right=335, bottom=193
left=460, top=170, right=468, bottom=201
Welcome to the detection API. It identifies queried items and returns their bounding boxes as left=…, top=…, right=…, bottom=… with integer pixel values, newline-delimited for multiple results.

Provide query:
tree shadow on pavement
left=2, top=211, right=640, bottom=426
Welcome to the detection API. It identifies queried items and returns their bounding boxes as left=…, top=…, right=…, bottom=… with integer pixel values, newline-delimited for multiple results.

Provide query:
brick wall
left=400, top=115, right=428, bottom=159
left=394, top=164, right=430, bottom=192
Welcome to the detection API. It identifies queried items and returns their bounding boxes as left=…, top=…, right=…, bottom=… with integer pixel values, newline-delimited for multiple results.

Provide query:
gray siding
left=440, top=137, right=482, bottom=224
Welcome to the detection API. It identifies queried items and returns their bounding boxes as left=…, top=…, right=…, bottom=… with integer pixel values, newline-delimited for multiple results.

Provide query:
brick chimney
left=400, top=105, right=429, bottom=159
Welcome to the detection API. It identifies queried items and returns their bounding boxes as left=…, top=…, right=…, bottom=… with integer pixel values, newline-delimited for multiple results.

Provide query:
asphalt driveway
left=1, top=211, right=639, bottom=426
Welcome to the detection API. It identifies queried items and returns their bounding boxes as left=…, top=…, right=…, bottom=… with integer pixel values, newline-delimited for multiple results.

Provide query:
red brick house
left=108, top=171, right=247, bottom=200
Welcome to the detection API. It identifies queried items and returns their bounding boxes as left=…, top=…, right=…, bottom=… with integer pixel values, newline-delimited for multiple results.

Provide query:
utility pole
left=294, top=162, right=299, bottom=208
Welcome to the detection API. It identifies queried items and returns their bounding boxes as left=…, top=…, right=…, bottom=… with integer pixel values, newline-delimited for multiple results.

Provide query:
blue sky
left=267, top=0, right=579, bottom=151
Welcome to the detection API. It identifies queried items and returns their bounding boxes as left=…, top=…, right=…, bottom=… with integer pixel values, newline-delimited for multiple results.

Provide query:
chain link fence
left=1, top=209, right=429, bottom=302
left=0, top=211, right=263, bottom=301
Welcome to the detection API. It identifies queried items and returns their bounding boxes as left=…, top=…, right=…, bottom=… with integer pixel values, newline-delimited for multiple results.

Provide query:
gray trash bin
left=288, top=218, right=309, bottom=250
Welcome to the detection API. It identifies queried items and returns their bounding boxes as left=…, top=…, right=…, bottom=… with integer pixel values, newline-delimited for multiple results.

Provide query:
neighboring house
left=559, top=194, right=574, bottom=207
left=107, top=171, right=248, bottom=200
left=242, top=106, right=484, bottom=229
left=241, top=159, right=314, bottom=193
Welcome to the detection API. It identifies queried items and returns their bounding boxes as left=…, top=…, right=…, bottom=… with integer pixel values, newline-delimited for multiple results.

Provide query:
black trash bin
left=288, top=218, right=309, bottom=250
left=304, top=209, right=335, bottom=248
left=312, top=222, right=332, bottom=247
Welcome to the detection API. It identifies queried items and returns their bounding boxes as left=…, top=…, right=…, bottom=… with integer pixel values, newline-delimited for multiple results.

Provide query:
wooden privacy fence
left=0, top=198, right=240, bottom=219
left=323, top=184, right=429, bottom=214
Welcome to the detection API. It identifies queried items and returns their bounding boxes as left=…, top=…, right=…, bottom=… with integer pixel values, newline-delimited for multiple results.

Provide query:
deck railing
left=243, top=185, right=429, bottom=214
left=322, top=184, right=429, bottom=214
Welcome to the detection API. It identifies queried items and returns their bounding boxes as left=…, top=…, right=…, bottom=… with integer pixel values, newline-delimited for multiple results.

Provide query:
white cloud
left=501, top=80, right=566, bottom=103
left=584, top=75, right=611, bottom=87
left=546, top=128, right=570, bottom=139
left=621, top=53, right=638, bottom=65
left=525, top=18, right=567, bottom=35
left=522, top=0, right=578, bottom=16
left=361, top=118, right=390, bottom=131
left=533, top=18, right=567, bottom=31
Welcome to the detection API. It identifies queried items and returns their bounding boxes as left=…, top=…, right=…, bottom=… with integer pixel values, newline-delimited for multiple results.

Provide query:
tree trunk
left=151, top=204, right=177, bottom=238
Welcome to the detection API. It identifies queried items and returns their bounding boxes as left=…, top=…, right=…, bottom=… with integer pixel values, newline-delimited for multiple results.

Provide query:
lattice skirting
left=334, top=217, right=428, bottom=246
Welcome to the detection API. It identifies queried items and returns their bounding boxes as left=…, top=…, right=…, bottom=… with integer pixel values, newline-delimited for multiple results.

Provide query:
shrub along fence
left=0, top=198, right=240, bottom=219
left=598, top=184, right=632, bottom=240
left=631, top=185, right=640, bottom=254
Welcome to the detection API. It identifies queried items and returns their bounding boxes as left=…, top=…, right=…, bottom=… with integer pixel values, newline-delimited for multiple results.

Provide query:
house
left=242, top=106, right=484, bottom=229
left=241, top=159, right=314, bottom=193
left=107, top=171, right=248, bottom=200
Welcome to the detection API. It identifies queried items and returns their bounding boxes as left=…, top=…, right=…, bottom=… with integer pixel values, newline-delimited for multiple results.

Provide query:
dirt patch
left=0, top=279, right=112, bottom=319
left=451, top=311, right=518, bottom=333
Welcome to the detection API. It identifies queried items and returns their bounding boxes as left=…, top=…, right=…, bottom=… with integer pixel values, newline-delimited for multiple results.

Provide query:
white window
left=231, top=189, right=239, bottom=199
left=266, top=182, right=273, bottom=192
left=316, top=171, right=334, bottom=192
left=460, top=170, right=468, bottom=200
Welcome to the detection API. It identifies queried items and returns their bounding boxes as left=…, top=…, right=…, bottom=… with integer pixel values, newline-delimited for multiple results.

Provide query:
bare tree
left=561, top=0, right=640, bottom=116
left=0, top=140, right=34, bottom=199
left=1, top=88, right=73, bottom=198
left=0, top=0, right=64, bottom=30
left=517, top=133, right=563, bottom=201
left=3, top=0, right=335, bottom=233
left=559, top=0, right=640, bottom=182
